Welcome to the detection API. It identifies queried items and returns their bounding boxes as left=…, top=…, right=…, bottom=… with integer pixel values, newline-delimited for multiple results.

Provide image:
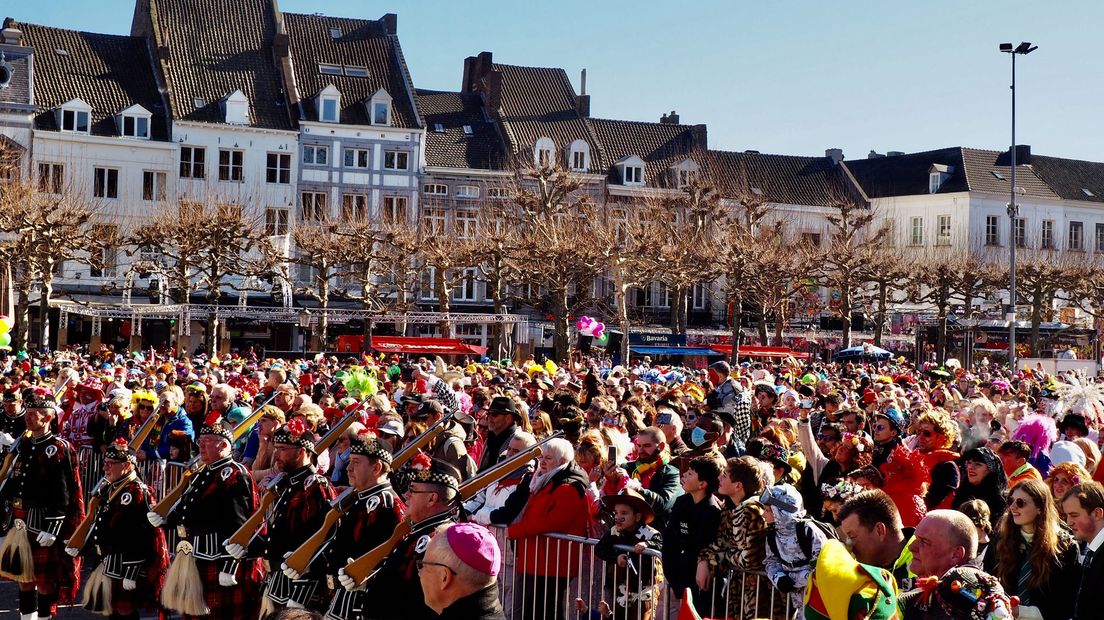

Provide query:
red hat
left=861, top=388, right=877, bottom=404
left=445, top=523, right=501, bottom=577
left=79, top=378, right=105, bottom=398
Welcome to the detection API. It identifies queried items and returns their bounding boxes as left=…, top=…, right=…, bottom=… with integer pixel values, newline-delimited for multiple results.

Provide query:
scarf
left=631, top=454, right=669, bottom=488
left=530, top=462, right=568, bottom=493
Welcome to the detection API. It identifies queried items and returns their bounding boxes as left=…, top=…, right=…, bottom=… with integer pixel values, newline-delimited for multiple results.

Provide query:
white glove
left=36, top=531, right=57, bottom=547
left=1016, top=605, right=1043, bottom=620
left=218, top=571, right=238, bottom=587
left=281, top=561, right=301, bottom=580
left=337, top=568, right=365, bottom=592
left=64, top=546, right=80, bottom=557
left=146, top=511, right=165, bottom=527
left=224, top=542, right=246, bottom=560
left=122, top=578, right=137, bottom=591
left=0, top=432, right=14, bottom=448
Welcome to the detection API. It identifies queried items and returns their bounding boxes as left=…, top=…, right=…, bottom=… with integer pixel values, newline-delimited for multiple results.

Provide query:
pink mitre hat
left=446, top=523, right=501, bottom=577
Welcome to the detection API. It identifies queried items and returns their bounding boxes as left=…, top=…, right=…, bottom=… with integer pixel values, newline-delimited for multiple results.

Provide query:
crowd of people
left=0, top=346, right=1103, bottom=620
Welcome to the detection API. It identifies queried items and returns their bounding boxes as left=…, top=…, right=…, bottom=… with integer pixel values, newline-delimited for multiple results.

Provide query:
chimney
left=691, top=124, right=708, bottom=150
left=1013, top=144, right=1031, bottom=164
left=381, top=13, right=397, bottom=35
left=575, top=69, right=590, bottom=117
left=273, top=32, right=289, bottom=59
left=1, top=26, right=20, bottom=45
left=462, top=51, right=493, bottom=94
left=660, top=110, right=679, bottom=124
left=485, top=70, right=503, bottom=112
left=887, top=151, right=904, bottom=157
left=826, top=148, right=844, bottom=165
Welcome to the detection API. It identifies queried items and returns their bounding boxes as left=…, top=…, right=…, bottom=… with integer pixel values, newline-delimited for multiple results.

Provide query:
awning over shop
left=629, top=346, right=723, bottom=356
left=708, top=344, right=810, bottom=360
left=370, top=336, right=487, bottom=356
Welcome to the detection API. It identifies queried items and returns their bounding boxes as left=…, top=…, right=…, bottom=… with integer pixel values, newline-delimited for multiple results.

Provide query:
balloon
left=575, top=315, right=605, bottom=339
left=0, top=317, right=9, bottom=333
left=0, top=333, right=10, bottom=347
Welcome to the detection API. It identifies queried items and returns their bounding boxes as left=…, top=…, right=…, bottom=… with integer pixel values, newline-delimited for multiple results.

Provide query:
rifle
left=390, top=412, right=454, bottom=470
left=281, top=486, right=356, bottom=575
left=341, top=432, right=559, bottom=585
left=65, top=412, right=167, bottom=552
left=150, top=392, right=276, bottom=519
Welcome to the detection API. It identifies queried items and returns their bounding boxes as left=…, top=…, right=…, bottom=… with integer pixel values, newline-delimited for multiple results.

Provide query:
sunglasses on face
left=919, top=429, right=939, bottom=438
left=873, top=423, right=888, bottom=431
left=1010, top=497, right=1033, bottom=510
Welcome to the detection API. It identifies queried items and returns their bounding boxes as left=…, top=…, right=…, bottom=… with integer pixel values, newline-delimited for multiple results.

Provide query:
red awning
left=708, top=344, right=810, bottom=360
left=370, top=336, right=487, bottom=356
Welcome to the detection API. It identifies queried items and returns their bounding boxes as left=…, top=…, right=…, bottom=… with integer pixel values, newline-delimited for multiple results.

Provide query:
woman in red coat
left=507, top=437, right=589, bottom=620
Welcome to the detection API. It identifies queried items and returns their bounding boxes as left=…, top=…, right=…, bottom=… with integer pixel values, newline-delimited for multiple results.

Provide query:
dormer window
left=671, top=159, right=700, bottom=188
left=222, top=90, right=249, bottom=125
left=369, top=88, right=392, bottom=126
left=616, top=155, right=646, bottom=186
left=117, top=104, right=152, bottom=139
left=929, top=163, right=954, bottom=194
left=534, top=137, right=555, bottom=168
left=567, top=139, right=590, bottom=172
left=318, top=85, right=341, bottom=123
left=58, top=98, right=92, bottom=134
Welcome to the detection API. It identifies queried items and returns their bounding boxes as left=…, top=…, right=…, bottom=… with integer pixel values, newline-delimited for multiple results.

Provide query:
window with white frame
left=121, top=113, right=150, bottom=139
left=1096, top=223, right=1104, bottom=253
left=677, top=168, right=695, bottom=188
left=420, top=266, right=438, bottom=300
left=381, top=195, right=407, bottom=222
left=453, top=268, right=478, bottom=301
left=321, top=97, right=339, bottom=123
left=266, top=152, right=291, bottom=184
left=487, top=187, right=509, bottom=199
left=218, top=149, right=244, bottom=182
left=984, top=215, right=1000, bottom=246
left=656, top=283, right=671, bottom=308
left=89, top=224, right=118, bottom=277
left=344, top=148, right=370, bottom=169
left=455, top=209, right=477, bottom=240
left=301, top=191, right=328, bottom=222
left=1070, top=221, right=1084, bottom=251
left=93, top=167, right=118, bottom=199
left=692, top=283, right=708, bottom=310
left=455, top=185, right=479, bottom=199
left=568, top=139, right=589, bottom=172
left=38, top=163, right=64, bottom=194
left=1041, top=220, right=1055, bottom=249
left=142, top=170, right=167, bottom=201
left=342, top=193, right=368, bottom=221
left=624, top=165, right=643, bottom=185
left=61, top=103, right=90, bottom=133
left=1014, top=217, right=1026, bottom=248
left=179, top=146, right=205, bottom=179
left=369, top=88, right=392, bottom=126
left=265, top=208, right=289, bottom=236
left=383, top=150, right=409, bottom=171
left=424, top=184, right=448, bottom=196
left=909, top=216, right=924, bottom=246
left=928, top=172, right=942, bottom=194
left=936, top=215, right=951, bottom=245
left=422, top=207, right=446, bottom=235
left=534, top=137, right=554, bottom=168
left=302, top=145, right=328, bottom=166
left=223, top=90, right=249, bottom=125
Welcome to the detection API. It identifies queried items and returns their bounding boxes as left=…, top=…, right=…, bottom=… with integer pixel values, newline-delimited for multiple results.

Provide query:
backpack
left=768, top=516, right=839, bottom=563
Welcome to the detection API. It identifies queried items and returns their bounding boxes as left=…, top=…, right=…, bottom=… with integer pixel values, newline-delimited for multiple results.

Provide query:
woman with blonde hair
left=983, top=478, right=1080, bottom=620
left=1046, top=461, right=1091, bottom=518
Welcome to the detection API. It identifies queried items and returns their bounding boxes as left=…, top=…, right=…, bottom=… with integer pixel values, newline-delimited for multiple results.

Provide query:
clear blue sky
left=8, top=1, right=1102, bottom=161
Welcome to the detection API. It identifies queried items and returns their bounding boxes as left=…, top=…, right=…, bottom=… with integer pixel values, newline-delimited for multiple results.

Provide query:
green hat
left=805, top=540, right=900, bottom=620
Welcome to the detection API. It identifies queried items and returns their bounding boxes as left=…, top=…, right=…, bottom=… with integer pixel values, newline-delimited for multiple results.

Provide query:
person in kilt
left=148, top=413, right=263, bottom=620
left=0, top=387, right=84, bottom=620
left=313, top=434, right=407, bottom=620
left=225, top=418, right=336, bottom=613
left=68, top=437, right=169, bottom=619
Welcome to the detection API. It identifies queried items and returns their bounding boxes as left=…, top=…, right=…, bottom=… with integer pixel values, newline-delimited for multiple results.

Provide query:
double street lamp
left=999, top=41, right=1037, bottom=371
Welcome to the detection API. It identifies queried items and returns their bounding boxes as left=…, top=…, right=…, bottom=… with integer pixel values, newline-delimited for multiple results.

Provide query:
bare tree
left=470, top=196, right=522, bottom=360
left=709, top=187, right=771, bottom=362
left=905, top=249, right=998, bottom=364
left=1016, top=249, right=1078, bottom=356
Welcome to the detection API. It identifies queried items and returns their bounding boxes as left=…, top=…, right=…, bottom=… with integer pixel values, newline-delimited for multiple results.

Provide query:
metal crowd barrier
left=485, top=526, right=793, bottom=620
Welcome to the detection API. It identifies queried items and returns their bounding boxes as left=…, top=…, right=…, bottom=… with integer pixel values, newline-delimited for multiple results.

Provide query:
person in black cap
left=477, top=397, right=522, bottom=472
left=315, top=435, right=407, bottom=620
left=417, top=401, right=476, bottom=481
left=337, top=457, right=461, bottom=620
left=226, top=420, right=336, bottom=614
left=68, top=438, right=168, bottom=620
left=1059, top=413, right=1090, bottom=441
left=0, top=388, right=26, bottom=451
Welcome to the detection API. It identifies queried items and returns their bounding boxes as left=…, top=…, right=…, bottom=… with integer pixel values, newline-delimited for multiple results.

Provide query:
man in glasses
left=338, top=458, right=461, bottom=620
left=419, top=522, right=505, bottom=619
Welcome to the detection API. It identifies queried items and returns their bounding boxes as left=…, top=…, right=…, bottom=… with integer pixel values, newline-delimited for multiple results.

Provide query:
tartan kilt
left=8, top=507, right=82, bottom=599
left=182, top=557, right=263, bottom=620
left=109, top=575, right=161, bottom=617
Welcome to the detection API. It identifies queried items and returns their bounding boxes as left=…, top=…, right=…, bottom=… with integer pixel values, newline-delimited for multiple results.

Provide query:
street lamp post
left=1000, top=41, right=1037, bottom=372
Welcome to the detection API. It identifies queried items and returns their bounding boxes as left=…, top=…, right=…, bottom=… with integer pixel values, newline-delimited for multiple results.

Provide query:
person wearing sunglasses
left=870, top=407, right=906, bottom=468
left=983, top=478, right=1080, bottom=620
left=914, top=410, right=960, bottom=510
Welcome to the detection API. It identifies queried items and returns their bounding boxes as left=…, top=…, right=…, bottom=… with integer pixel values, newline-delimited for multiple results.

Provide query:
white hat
left=1050, top=440, right=1086, bottom=468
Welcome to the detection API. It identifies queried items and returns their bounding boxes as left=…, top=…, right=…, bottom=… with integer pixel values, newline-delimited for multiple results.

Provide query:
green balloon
left=0, top=333, right=11, bottom=347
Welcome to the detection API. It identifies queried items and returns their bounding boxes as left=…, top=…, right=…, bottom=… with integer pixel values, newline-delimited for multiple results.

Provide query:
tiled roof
left=586, top=117, right=702, bottom=186
left=960, top=147, right=1058, bottom=200
left=145, top=0, right=292, bottom=130
left=284, top=12, right=420, bottom=129
left=14, top=21, right=168, bottom=140
left=700, top=150, right=857, bottom=206
left=843, top=147, right=969, bottom=198
left=489, top=63, right=603, bottom=172
left=1026, top=154, right=1104, bottom=204
left=415, top=89, right=504, bottom=169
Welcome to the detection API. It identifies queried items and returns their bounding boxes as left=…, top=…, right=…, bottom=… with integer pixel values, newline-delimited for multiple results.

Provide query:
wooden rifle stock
left=129, top=413, right=159, bottom=454
left=314, top=407, right=362, bottom=455
left=390, top=414, right=453, bottom=470
left=225, top=472, right=285, bottom=548
left=341, top=518, right=411, bottom=585
left=282, top=486, right=355, bottom=575
left=460, top=446, right=542, bottom=502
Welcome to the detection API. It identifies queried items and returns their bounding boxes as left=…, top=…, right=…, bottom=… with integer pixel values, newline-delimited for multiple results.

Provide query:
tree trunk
left=552, top=286, right=571, bottom=361
left=1030, top=287, right=1043, bottom=357
left=757, top=304, right=769, bottom=344
left=435, top=267, right=452, bottom=337
left=490, top=274, right=505, bottom=361
left=38, top=276, right=53, bottom=349
left=728, top=289, right=743, bottom=365
left=873, top=281, right=888, bottom=347
left=617, top=284, right=631, bottom=365
left=774, top=303, right=785, bottom=346
left=14, top=283, right=30, bottom=352
left=839, top=285, right=853, bottom=349
left=936, top=306, right=948, bottom=365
